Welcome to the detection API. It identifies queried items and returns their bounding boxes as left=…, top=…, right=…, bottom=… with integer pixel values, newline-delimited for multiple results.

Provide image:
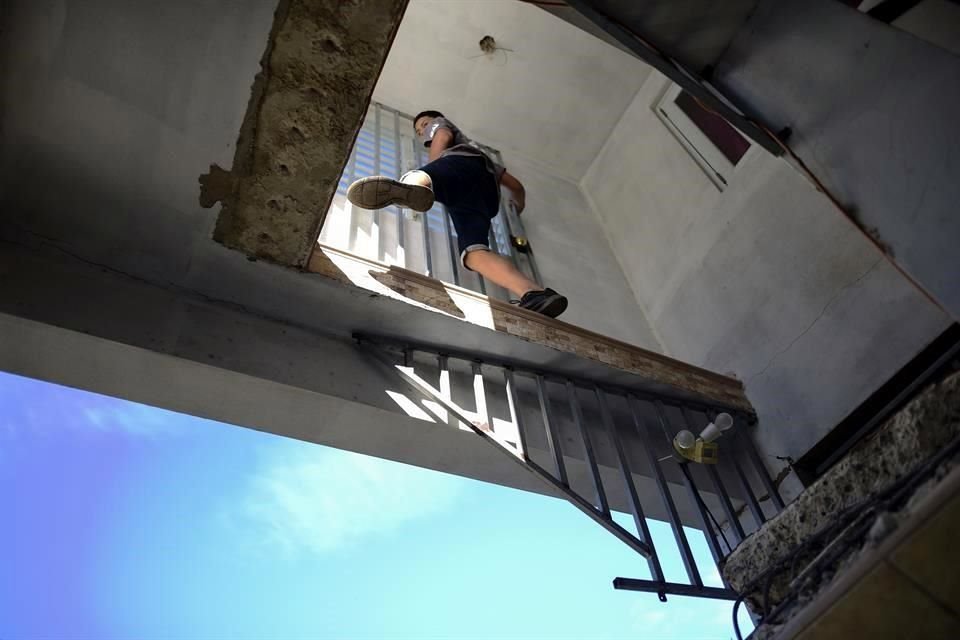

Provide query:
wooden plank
left=309, top=244, right=752, bottom=411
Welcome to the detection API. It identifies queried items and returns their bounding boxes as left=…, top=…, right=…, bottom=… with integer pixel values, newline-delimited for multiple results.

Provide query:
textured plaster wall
left=581, top=70, right=950, bottom=464
left=716, top=0, right=960, bottom=318
left=201, top=0, right=409, bottom=266
left=496, top=152, right=661, bottom=350
left=722, top=371, right=960, bottom=613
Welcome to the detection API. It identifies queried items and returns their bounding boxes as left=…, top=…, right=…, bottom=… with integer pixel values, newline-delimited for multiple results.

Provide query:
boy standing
left=347, top=110, right=568, bottom=318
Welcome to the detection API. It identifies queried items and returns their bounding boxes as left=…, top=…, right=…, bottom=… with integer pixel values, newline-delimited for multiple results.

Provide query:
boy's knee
left=462, top=245, right=491, bottom=270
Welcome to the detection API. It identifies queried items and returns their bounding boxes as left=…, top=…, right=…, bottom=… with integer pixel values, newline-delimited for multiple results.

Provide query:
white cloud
left=629, top=597, right=738, bottom=639
left=233, top=445, right=463, bottom=557
left=0, top=371, right=186, bottom=439
left=79, top=403, right=186, bottom=437
left=637, top=608, right=668, bottom=626
left=703, top=566, right=724, bottom=588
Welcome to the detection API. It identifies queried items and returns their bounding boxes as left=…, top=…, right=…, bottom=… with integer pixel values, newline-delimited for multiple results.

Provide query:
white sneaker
left=347, top=176, right=435, bottom=212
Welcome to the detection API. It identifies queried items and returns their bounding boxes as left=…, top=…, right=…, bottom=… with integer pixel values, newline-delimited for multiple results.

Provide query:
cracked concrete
left=722, top=371, right=960, bottom=613
left=200, top=0, right=408, bottom=267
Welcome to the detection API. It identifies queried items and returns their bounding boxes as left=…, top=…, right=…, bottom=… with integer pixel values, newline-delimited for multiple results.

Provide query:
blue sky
left=1, top=371, right=751, bottom=639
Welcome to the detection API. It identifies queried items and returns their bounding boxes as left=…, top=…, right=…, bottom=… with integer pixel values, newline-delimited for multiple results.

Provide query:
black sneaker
left=515, top=288, right=568, bottom=318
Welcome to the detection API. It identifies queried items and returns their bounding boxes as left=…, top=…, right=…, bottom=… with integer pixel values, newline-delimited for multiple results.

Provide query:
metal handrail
left=358, top=333, right=786, bottom=603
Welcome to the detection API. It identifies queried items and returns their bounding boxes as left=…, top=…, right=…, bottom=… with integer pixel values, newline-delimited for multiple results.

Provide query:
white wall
left=373, top=0, right=651, bottom=182
left=500, top=151, right=661, bottom=349
left=583, top=73, right=726, bottom=330
left=582, top=71, right=951, bottom=461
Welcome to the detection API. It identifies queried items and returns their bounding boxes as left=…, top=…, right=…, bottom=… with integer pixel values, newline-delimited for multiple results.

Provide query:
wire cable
left=688, top=473, right=734, bottom=554
left=731, top=432, right=960, bottom=639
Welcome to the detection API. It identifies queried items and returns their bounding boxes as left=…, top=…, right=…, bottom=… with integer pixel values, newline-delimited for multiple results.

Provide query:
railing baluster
left=684, top=406, right=746, bottom=546
left=706, top=465, right=745, bottom=547
left=393, top=108, right=405, bottom=267
left=496, top=200, right=521, bottom=273
left=596, top=387, right=664, bottom=583
left=676, top=406, right=727, bottom=563
left=739, top=426, right=786, bottom=512
left=504, top=369, right=529, bottom=458
left=346, top=133, right=360, bottom=253
left=643, top=398, right=702, bottom=587
left=633, top=400, right=703, bottom=586
left=437, top=354, right=453, bottom=428
left=677, top=462, right=725, bottom=566
left=568, top=381, right=609, bottom=516
left=493, top=150, right=541, bottom=286
left=442, top=204, right=460, bottom=286
left=373, top=104, right=383, bottom=261
left=412, top=136, right=432, bottom=277
left=733, top=451, right=767, bottom=529
left=472, top=361, right=488, bottom=430
left=536, top=375, right=568, bottom=486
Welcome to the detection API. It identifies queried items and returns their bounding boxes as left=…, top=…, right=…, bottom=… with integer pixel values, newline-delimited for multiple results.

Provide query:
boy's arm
left=500, top=170, right=526, bottom=214
left=428, top=128, right=454, bottom=162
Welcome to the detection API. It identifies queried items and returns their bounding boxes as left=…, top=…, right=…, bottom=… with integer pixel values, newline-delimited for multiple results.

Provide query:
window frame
left=654, top=82, right=753, bottom=190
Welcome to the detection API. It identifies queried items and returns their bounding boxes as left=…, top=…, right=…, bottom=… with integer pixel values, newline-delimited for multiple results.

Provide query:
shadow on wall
left=369, top=267, right=466, bottom=319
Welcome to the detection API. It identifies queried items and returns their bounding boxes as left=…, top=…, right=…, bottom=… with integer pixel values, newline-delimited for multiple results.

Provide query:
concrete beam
left=0, top=241, right=739, bottom=528
left=199, top=0, right=408, bottom=267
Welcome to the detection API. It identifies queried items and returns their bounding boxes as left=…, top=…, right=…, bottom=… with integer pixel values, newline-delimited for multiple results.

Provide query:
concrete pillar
left=200, top=0, right=409, bottom=267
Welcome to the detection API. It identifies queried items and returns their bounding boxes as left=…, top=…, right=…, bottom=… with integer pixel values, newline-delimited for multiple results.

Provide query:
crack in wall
left=747, top=256, right=884, bottom=383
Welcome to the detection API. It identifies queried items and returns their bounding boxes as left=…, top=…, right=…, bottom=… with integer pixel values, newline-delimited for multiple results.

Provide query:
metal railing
left=358, top=334, right=785, bottom=603
left=319, top=103, right=541, bottom=300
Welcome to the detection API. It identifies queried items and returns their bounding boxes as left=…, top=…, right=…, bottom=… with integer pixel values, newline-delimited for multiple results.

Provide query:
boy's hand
left=500, top=170, right=526, bottom=215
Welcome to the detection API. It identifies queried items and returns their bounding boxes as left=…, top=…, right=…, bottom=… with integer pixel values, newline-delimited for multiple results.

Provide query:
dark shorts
left=419, top=154, right=500, bottom=267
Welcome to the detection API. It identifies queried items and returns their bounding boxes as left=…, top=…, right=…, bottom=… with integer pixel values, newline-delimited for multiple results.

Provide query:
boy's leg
left=463, top=249, right=538, bottom=298
left=464, top=248, right=568, bottom=319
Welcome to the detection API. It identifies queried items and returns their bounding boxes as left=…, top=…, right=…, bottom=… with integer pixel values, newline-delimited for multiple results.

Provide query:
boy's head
left=413, top=109, right=444, bottom=137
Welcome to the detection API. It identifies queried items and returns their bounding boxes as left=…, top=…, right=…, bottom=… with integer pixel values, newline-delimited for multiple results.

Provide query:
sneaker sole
left=347, top=176, right=435, bottom=212
left=524, top=294, right=568, bottom=319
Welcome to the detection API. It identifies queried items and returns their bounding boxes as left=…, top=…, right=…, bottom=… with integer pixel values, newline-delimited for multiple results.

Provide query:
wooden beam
left=309, top=244, right=754, bottom=412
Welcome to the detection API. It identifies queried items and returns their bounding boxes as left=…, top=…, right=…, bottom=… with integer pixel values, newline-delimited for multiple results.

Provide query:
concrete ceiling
left=372, top=0, right=652, bottom=182
left=539, top=0, right=761, bottom=72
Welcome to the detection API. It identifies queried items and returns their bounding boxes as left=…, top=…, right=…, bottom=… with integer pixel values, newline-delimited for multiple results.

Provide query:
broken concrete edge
left=308, top=243, right=754, bottom=412
left=233, top=0, right=293, bottom=181
left=721, top=370, right=960, bottom=613
left=199, top=0, right=411, bottom=268
left=200, top=0, right=293, bottom=250
left=754, top=457, right=960, bottom=640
